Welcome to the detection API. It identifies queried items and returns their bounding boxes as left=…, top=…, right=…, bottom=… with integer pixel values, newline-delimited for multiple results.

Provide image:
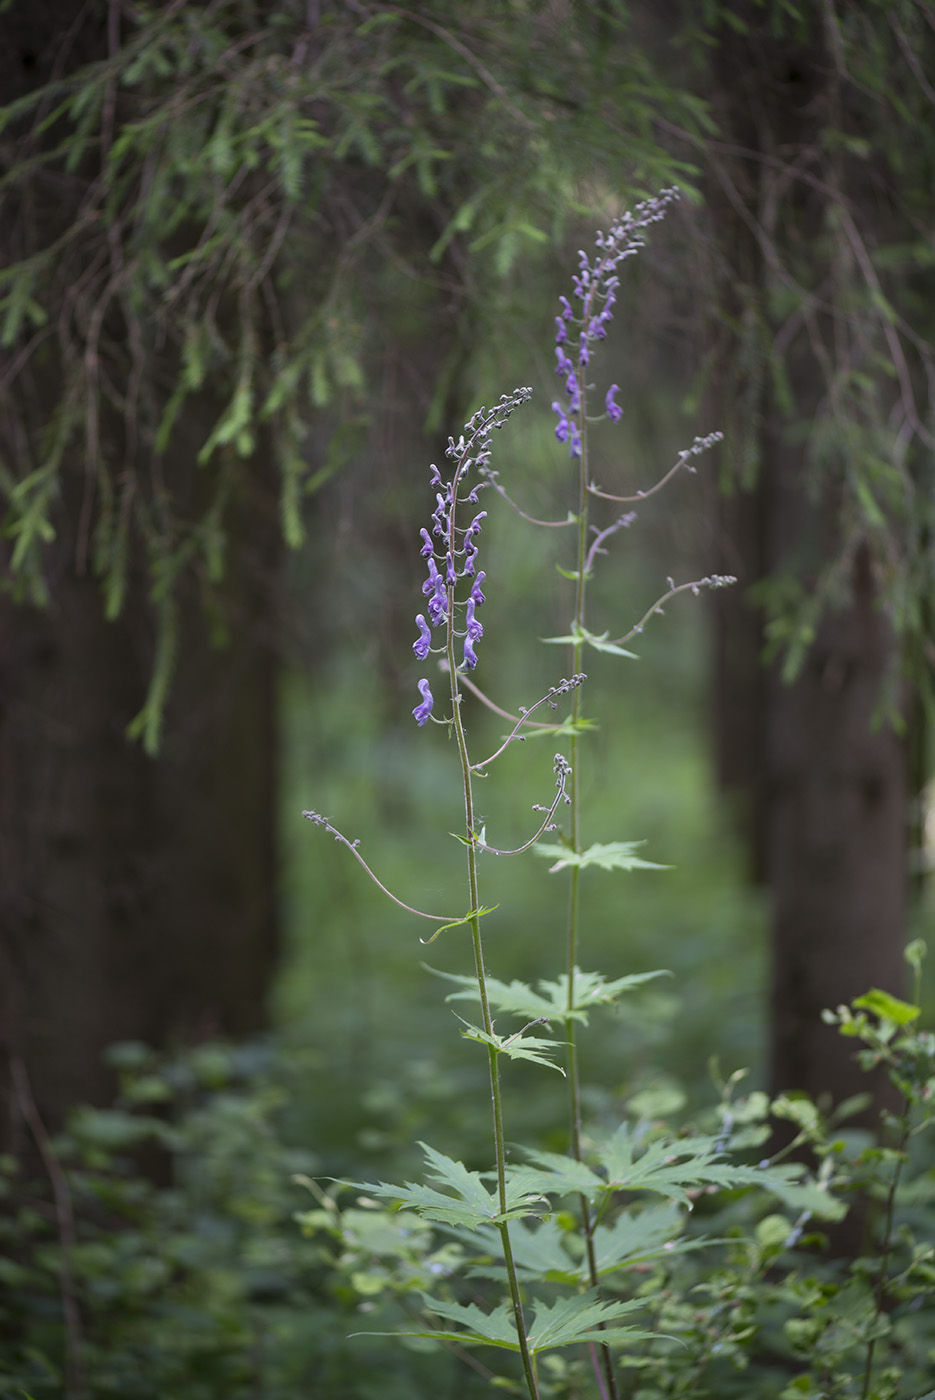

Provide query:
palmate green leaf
left=427, top=965, right=669, bottom=1026
left=525, top=1291, right=654, bottom=1352
left=461, top=1217, right=579, bottom=1285
left=597, top=1126, right=743, bottom=1203
left=533, top=841, right=669, bottom=873
left=428, top=968, right=559, bottom=1021
left=535, top=968, right=672, bottom=1021
left=453, top=1207, right=698, bottom=1286
left=594, top=1127, right=846, bottom=1220
left=590, top=1202, right=689, bottom=1275
left=505, top=1150, right=605, bottom=1201
left=355, top=1289, right=655, bottom=1353
left=542, top=620, right=638, bottom=658
left=720, top=1163, right=847, bottom=1221
left=347, top=1142, right=547, bottom=1229
left=456, top=1019, right=566, bottom=1075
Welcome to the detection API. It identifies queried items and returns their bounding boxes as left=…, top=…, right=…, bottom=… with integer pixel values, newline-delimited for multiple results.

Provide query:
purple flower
left=428, top=463, right=442, bottom=486
left=471, top=571, right=486, bottom=605
left=428, top=573, right=448, bottom=627
left=445, top=552, right=457, bottom=585
left=558, top=294, right=573, bottom=321
left=413, top=614, right=431, bottom=660
left=419, top=527, right=434, bottom=558
left=422, top=556, right=440, bottom=597
left=465, top=597, right=483, bottom=640
left=578, top=334, right=589, bottom=367
left=566, top=377, right=580, bottom=414
left=554, top=317, right=567, bottom=344
left=463, top=635, right=478, bottom=669
left=568, top=421, right=582, bottom=458
left=555, top=346, right=575, bottom=379
left=552, top=401, right=570, bottom=443
left=432, top=491, right=450, bottom=538
left=465, top=511, right=487, bottom=542
left=413, top=678, right=434, bottom=726
left=605, top=384, right=623, bottom=422
left=464, top=541, right=478, bottom=576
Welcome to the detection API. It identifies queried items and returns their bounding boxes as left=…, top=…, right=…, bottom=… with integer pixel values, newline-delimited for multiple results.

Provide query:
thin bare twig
left=588, top=432, right=722, bottom=505
left=470, top=754, right=571, bottom=857
left=301, top=811, right=459, bottom=922
left=608, top=574, right=736, bottom=648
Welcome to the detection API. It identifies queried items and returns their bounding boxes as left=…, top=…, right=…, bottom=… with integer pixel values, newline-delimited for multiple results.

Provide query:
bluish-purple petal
left=465, top=597, right=483, bottom=640
left=413, top=614, right=431, bottom=660
left=413, top=678, right=434, bottom=726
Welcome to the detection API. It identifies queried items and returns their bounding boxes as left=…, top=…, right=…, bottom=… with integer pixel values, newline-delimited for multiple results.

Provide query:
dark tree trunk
left=705, top=6, right=909, bottom=1117
left=0, top=4, right=280, bottom=1148
left=0, top=467, right=280, bottom=1147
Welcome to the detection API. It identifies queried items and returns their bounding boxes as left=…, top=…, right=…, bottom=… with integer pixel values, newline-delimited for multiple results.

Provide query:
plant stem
left=561, top=374, right=620, bottom=1400
left=446, top=621, right=541, bottom=1400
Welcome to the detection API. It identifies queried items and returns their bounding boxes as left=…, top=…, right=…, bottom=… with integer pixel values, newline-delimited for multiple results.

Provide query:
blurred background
left=1, top=1, right=933, bottom=1392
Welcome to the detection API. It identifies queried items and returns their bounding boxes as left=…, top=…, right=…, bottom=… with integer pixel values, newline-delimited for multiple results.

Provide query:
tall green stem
left=445, top=548, right=540, bottom=1400
left=562, top=381, right=620, bottom=1400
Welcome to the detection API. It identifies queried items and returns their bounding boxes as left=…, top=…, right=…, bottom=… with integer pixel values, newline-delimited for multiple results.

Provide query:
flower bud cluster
left=412, top=388, right=533, bottom=726
left=552, top=188, right=680, bottom=453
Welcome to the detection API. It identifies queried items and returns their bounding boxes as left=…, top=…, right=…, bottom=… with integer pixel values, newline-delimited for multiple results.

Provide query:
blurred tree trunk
left=0, top=457, right=281, bottom=1148
left=0, top=6, right=280, bottom=1145
left=704, top=5, right=909, bottom=1117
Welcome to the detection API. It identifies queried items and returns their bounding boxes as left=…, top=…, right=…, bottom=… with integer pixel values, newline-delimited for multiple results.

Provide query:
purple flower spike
left=419, top=527, right=434, bottom=558
left=605, top=384, right=623, bottom=422
left=413, top=614, right=431, bottom=660
left=552, top=401, right=570, bottom=443
left=413, top=678, right=434, bottom=726
left=463, top=635, right=478, bottom=670
left=471, top=571, right=486, bottom=605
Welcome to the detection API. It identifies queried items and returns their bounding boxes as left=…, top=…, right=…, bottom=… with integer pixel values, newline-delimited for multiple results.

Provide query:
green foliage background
left=2, top=1, right=935, bottom=1395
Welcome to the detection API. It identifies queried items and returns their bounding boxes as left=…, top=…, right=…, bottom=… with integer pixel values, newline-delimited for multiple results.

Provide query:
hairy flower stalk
left=412, top=389, right=541, bottom=1400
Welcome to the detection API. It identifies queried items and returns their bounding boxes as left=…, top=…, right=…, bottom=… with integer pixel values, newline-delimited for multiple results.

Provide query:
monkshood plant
left=301, top=191, right=846, bottom=1400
